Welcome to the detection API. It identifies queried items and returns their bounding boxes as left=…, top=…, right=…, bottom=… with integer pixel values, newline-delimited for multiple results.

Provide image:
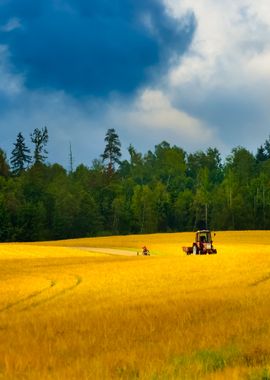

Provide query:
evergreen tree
left=10, top=132, right=31, bottom=175
left=263, top=136, right=270, bottom=159
left=256, top=136, right=270, bottom=162
left=256, top=145, right=267, bottom=162
left=101, top=128, right=121, bottom=174
left=31, top=127, right=49, bottom=165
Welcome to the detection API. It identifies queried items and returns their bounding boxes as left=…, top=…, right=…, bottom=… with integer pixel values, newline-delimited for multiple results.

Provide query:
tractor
left=182, top=230, right=217, bottom=255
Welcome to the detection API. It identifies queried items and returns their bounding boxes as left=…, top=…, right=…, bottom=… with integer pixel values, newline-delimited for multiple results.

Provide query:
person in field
left=142, top=246, right=150, bottom=256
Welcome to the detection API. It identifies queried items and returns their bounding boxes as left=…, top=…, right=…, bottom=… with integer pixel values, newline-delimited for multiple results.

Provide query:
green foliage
left=101, top=128, right=122, bottom=174
left=2, top=133, right=270, bottom=241
left=256, top=135, right=270, bottom=162
left=131, top=185, right=157, bottom=233
left=153, top=346, right=240, bottom=379
left=10, top=132, right=31, bottom=175
left=248, top=368, right=270, bottom=380
left=31, top=126, right=49, bottom=165
left=0, top=149, right=10, bottom=177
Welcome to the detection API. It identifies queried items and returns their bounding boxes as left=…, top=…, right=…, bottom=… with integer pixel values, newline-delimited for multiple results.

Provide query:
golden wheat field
left=1, top=231, right=270, bottom=380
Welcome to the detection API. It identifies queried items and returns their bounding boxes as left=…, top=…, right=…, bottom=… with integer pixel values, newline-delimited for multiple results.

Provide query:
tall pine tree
left=101, top=128, right=121, bottom=174
left=10, top=132, right=31, bottom=175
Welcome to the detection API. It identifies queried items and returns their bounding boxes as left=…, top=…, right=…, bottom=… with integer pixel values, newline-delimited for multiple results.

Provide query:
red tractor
left=182, top=230, right=217, bottom=255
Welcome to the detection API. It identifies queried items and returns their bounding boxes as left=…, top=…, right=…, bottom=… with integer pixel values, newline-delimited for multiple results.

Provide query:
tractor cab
left=196, top=230, right=212, bottom=244
left=193, top=230, right=217, bottom=254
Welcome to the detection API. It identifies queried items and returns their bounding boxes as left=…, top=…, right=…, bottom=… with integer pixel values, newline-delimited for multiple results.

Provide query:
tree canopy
left=0, top=128, right=270, bottom=242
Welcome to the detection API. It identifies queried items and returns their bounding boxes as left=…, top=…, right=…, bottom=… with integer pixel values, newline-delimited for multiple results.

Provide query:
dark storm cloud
left=0, top=0, right=195, bottom=97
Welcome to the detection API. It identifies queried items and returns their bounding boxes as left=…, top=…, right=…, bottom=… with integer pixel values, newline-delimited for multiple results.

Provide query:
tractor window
left=205, top=233, right=211, bottom=243
left=198, top=232, right=211, bottom=243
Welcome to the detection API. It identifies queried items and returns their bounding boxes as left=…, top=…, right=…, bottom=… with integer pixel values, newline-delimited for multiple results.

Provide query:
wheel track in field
left=21, top=275, right=82, bottom=311
left=0, top=280, right=56, bottom=313
left=0, top=275, right=82, bottom=313
left=250, top=273, right=270, bottom=287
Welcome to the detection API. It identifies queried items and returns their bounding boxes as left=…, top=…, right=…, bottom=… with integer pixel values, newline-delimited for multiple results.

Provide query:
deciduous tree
left=31, top=127, right=49, bottom=165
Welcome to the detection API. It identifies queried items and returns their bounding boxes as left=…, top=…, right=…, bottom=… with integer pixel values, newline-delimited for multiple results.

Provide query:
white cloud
left=160, top=0, right=270, bottom=151
left=165, top=1, right=270, bottom=88
left=1, top=17, right=22, bottom=32
left=122, top=89, right=213, bottom=140
left=98, top=88, right=223, bottom=156
left=246, top=50, right=270, bottom=81
left=0, top=45, right=24, bottom=95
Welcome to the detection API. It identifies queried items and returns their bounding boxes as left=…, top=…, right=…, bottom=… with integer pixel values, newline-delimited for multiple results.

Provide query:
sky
left=1, top=0, right=270, bottom=168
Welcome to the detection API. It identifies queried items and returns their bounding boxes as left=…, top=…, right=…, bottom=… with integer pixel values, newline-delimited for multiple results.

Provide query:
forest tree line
left=1, top=127, right=270, bottom=241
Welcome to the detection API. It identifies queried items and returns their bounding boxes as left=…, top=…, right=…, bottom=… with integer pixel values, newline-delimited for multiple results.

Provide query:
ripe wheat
left=0, top=231, right=270, bottom=379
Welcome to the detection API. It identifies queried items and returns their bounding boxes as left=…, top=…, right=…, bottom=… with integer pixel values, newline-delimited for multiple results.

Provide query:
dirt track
left=74, top=247, right=138, bottom=256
